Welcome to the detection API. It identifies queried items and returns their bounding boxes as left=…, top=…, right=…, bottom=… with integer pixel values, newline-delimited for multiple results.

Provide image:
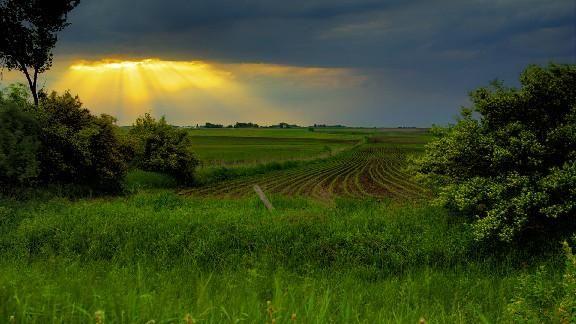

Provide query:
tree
left=415, top=63, right=576, bottom=243
left=37, top=91, right=128, bottom=192
left=0, top=85, right=128, bottom=192
left=204, top=122, right=223, bottom=128
left=0, top=0, right=80, bottom=106
left=130, top=114, right=199, bottom=185
left=234, top=122, right=259, bottom=128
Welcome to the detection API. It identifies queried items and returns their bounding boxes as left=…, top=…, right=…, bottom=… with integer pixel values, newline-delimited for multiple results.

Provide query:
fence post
left=253, top=185, right=274, bottom=211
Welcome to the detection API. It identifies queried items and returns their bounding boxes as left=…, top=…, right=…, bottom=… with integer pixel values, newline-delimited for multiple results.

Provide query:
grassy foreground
left=0, top=191, right=564, bottom=323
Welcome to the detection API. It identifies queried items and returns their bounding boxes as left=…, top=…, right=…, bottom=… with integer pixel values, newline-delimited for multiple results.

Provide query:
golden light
left=67, top=59, right=230, bottom=93
left=48, top=58, right=362, bottom=125
left=53, top=58, right=292, bottom=122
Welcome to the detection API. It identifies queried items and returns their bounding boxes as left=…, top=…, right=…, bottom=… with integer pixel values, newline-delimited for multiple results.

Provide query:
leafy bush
left=129, top=113, right=198, bottom=185
left=0, top=85, right=40, bottom=187
left=36, top=91, right=128, bottom=192
left=0, top=85, right=129, bottom=193
left=506, top=239, right=576, bottom=322
left=415, top=63, right=576, bottom=242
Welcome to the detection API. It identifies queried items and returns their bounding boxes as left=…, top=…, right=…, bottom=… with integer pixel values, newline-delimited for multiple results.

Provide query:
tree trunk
left=32, top=69, right=39, bottom=106
left=29, top=81, right=38, bottom=106
left=21, top=67, right=39, bottom=106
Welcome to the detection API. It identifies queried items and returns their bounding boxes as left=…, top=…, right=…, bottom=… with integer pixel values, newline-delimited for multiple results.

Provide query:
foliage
left=0, top=84, right=40, bottom=186
left=506, top=239, right=576, bottom=323
left=415, top=63, right=576, bottom=243
left=129, top=113, right=198, bottom=185
left=35, top=91, right=128, bottom=192
left=268, top=122, right=299, bottom=128
left=0, top=86, right=128, bottom=193
left=203, top=122, right=223, bottom=128
left=234, top=122, right=259, bottom=128
left=0, top=0, right=80, bottom=104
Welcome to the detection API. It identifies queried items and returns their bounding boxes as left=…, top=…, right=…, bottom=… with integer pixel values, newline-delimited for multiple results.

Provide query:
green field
left=0, top=128, right=568, bottom=323
left=184, top=129, right=431, bottom=199
left=189, top=136, right=355, bottom=165
left=186, top=128, right=431, bottom=165
left=186, top=144, right=429, bottom=200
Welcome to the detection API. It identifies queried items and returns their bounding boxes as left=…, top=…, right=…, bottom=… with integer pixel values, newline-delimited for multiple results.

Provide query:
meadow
left=0, top=128, right=569, bottom=323
left=0, top=192, right=562, bottom=323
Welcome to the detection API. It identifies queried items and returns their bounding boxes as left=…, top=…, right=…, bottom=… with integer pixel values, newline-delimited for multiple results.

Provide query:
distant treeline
left=194, top=122, right=422, bottom=129
left=312, top=124, right=346, bottom=128
left=198, top=122, right=302, bottom=129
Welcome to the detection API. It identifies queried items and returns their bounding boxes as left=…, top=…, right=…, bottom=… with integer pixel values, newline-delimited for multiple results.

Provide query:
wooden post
left=253, top=185, right=274, bottom=211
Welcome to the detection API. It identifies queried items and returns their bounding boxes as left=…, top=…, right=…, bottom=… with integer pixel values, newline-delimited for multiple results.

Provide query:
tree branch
left=20, top=65, right=33, bottom=90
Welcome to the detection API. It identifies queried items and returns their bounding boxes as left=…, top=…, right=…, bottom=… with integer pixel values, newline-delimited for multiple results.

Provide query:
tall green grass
left=0, top=261, right=520, bottom=323
left=123, top=169, right=177, bottom=191
left=0, top=191, right=565, bottom=322
left=3, top=194, right=472, bottom=270
left=194, top=160, right=305, bottom=186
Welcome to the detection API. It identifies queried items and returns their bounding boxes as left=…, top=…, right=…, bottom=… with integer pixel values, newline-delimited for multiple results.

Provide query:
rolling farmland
left=184, top=135, right=429, bottom=200
left=1, top=2, right=570, bottom=320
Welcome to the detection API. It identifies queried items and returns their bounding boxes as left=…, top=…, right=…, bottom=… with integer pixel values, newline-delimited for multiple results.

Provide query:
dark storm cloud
left=64, top=0, right=400, bottom=33
left=59, top=0, right=574, bottom=64
left=49, top=0, right=576, bottom=126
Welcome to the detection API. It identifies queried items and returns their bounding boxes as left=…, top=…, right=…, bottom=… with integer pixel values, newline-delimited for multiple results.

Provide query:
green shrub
left=36, top=91, right=128, bottom=192
left=0, top=85, right=40, bottom=187
left=416, top=63, right=576, bottom=243
left=129, top=113, right=198, bottom=185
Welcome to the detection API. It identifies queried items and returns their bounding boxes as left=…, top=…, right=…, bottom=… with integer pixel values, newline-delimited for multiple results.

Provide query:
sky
left=2, top=0, right=575, bottom=126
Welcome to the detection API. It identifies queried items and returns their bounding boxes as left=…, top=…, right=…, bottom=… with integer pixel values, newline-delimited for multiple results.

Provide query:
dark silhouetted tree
left=0, top=0, right=80, bottom=106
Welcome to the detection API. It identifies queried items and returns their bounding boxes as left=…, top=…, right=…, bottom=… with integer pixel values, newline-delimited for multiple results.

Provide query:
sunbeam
left=53, top=58, right=293, bottom=123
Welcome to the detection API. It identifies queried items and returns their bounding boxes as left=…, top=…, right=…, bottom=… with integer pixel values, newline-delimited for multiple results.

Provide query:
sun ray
left=50, top=58, right=365, bottom=124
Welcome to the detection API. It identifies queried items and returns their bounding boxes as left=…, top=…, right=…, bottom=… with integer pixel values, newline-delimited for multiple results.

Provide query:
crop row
left=184, top=145, right=429, bottom=201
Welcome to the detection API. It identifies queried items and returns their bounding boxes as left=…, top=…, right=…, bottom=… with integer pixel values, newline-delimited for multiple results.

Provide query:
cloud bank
left=2, top=0, right=574, bottom=126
